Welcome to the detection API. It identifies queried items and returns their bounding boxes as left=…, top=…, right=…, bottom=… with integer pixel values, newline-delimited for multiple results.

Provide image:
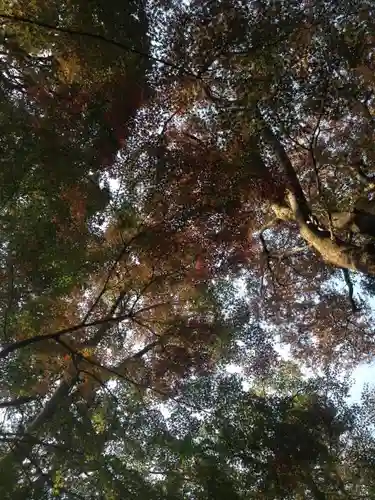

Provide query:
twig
left=258, top=221, right=305, bottom=286
left=56, top=338, right=209, bottom=414
left=82, top=230, right=144, bottom=324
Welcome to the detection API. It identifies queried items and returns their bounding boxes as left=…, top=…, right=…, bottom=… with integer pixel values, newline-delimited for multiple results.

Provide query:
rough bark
left=286, top=192, right=375, bottom=276
left=259, top=112, right=375, bottom=276
left=331, top=210, right=375, bottom=238
left=272, top=198, right=375, bottom=275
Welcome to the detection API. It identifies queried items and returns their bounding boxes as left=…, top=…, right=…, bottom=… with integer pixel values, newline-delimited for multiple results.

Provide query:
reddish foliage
left=60, top=185, right=87, bottom=227
left=92, top=76, right=146, bottom=169
left=194, top=254, right=209, bottom=277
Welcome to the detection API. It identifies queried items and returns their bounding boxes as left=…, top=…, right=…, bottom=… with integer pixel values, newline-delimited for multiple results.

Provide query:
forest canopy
left=0, top=0, right=375, bottom=498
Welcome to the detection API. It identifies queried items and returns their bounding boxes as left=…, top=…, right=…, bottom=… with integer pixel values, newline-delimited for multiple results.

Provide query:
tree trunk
left=0, top=373, right=78, bottom=474
left=258, top=110, right=375, bottom=276
left=287, top=192, right=375, bottom=276
left=305, top=475, right=327, bottom=500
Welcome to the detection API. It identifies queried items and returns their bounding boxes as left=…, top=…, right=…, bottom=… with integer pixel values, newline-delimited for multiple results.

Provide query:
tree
left=2, top=363, right=373, bottom=499
left=135, top=366, right=375, bottom=500
left=0, top=0, right=375, bottom=497
left=138, top=0, right=375, bottom=365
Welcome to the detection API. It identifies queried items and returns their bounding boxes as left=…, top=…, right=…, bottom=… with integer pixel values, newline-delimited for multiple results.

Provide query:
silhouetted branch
left=0, top=313, right=134, bottom=360
left=0, top=13, right=196, bottom=76
left=342, top=269, right=359, bottom=313
left=0, top=395, right=37, bottom=408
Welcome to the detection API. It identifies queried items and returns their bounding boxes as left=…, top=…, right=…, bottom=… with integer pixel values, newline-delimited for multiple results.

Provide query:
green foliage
left=0, top=1, right=375, bottom=498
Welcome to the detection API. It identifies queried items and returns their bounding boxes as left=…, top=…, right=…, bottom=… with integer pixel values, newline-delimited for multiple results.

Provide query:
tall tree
left=140, top=0, right=375, bottom=365
left=0, top=0, right=375, bottom=497
left=0, top=4, right=251, bottom=493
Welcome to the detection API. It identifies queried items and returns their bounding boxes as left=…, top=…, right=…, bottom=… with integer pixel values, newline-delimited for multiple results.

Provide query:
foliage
left=0, top=0, right=375, bottom=498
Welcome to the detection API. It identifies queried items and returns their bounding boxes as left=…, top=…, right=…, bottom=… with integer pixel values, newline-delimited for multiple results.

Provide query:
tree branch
left=0, top=395, right=37, bottom=408
left=0, top=313, right=133, bottom=360
left=342, top=269, right=359, bottom=312
left=256, top=106, right=311, bottom=219
left=0, top=13, right=195, bottom=76
left=287, top=191, right=375, bottom=276
left=0, top=371, right=79, bottom=469
left=83, top=290, right=129, bottom=347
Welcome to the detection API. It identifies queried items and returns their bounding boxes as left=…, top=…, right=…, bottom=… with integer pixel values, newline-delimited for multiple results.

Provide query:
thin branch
left=271, top=108, right=310, bottom=151
left=127, top=267, right=158, bottom=316
left=0, top=312, right=133, bottom=360
left=342, top=269, right=360, bottom=313
left=160, top=110, right=180, bottom=136
left=57, top=336, right=161, bottom=375
left=257, top=220, right=305, bottom=286
left=0, top=395, right=37, bottom=409
left=259, top=229, right=284, bottom=288
left=0, top=433, right=78, bottom=453
left=79, top=368, right=120, bottom=405
left=133, top=300, right=176, bottom=316
left=82, top=230, right=144, bottom=324
left=0, top=13, right=197, bottom=77
left=0, top=372, right=79, bottom=469
left=84, top=289, right=129, bottom=347
left=131, top=339, right=161, bottom=359
left=57, top=338, right=209, bottom=413
left=130, top=316, right=161, bottom=338
left=27, top=454, right=88, bottom=500
left=308, top=98, right=334, bottom=239
left=2, top=260, right=14, bottom=341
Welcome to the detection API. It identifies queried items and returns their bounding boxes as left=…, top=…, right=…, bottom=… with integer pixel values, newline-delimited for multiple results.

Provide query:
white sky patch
left=348, top=361, right=375, bottom=402
left=226, top=363, right=243, bottom=374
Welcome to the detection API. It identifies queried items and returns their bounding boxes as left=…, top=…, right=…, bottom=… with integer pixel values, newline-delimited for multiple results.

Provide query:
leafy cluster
left=0, top=0, right=375, bottom=498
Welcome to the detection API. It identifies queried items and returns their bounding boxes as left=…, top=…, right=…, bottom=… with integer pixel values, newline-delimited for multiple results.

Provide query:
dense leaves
left=0, top=0, right=375, bottom=498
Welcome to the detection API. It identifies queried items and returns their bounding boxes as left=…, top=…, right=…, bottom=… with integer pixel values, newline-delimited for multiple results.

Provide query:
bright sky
left=349, top=360, right=375, bottom=402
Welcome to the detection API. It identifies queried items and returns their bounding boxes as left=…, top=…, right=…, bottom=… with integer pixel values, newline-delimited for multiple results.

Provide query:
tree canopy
left=0, top=0, right=375, bottom=498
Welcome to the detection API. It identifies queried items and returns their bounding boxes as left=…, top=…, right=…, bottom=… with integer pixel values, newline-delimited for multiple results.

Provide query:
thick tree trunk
left=331, top=210, right=375, bottom=238
left=258, top=110, right=375, bottom=276
left=0, top=373, right=78, bottom=474
left=286, top=192, right=375, bottom=276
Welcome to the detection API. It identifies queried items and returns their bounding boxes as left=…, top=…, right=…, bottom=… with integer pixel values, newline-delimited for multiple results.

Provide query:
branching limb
left=56, top=337, right=208, bottom=413
left=308, top=108, right=335, bottom=240
left=82, top=230, right=144, bottom=324
left=256, top=105, right=311, bottom=219
left=0, top=13, right=194, bottom=76
left=287, top=190, right=375, bottom=275
left=0, top=312, right=134, bottom=360
left=0, top=395, right=37, bottom=409
left=342, top=269, right=360, bottom=313
left=258, top=226, right=288, bottom=288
